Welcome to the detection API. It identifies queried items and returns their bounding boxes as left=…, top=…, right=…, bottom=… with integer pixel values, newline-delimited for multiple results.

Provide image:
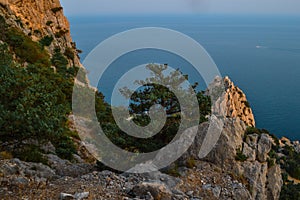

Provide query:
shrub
left=281, top=145, right=300, bottom=179
left=242, top=100, right=250, bottom=108
left=244, top=126, right=262, bottom=135
left=186, top=157, right=196, bottom=168
left=0, top=15, right=7, bottom=40
left=51, top=47, right=68, bottom=69
left=235, top=148, right=248, bottom=162
left=64, top=47, right=74, bottom=60
left=54, top=136, right=76, bottom=160
left=55, top=29, right=68, bottom=38
left=46, top=21, right=53, bottom=26
left=39, top=35, right=53, bottom=47
left=0, top=38, right=79, bottom=162
left=5, top=28, right=50, bottom=66
left=0, top=151, right=13, bottom=159
left=51, top=7, right=63, bottom=13
left=166, top=164, right=181, bottom=177
left=33, top=29, right=41, bottom=35
left=280, top=182, right=300, bottom=200
left=267, top=158, right=275, bottom=168
left=13, top=145, right=48, bottom=165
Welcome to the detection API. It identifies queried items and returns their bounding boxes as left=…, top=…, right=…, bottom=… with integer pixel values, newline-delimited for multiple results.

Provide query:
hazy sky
left=61, top=0, right=300, bottom=16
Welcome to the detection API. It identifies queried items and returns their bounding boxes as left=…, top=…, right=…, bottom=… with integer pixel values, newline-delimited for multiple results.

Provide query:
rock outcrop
left=0, top=0, right=81, bottom=66
left=207, top=76, right=255, bottom=127
left=185, top=77, right=282, bottom=200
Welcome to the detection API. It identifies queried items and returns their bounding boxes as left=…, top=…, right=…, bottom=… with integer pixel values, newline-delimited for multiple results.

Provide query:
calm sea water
left=68, top=14, right=300, bottom=140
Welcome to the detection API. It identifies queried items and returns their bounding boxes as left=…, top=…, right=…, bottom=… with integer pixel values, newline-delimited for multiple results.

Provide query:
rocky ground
left=0, top=158, right=251, bottom=200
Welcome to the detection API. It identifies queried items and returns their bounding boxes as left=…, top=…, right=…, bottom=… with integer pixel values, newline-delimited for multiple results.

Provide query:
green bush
left=235, top=148, right=248, bottom=162
left=46, top=21, right=53, bottom=26
left=267, top=158, right=275, bottom=168
left=165, top=164, right=181, bottom=177
left=5, top=28, right=50, bottom=66
left=186, top=157, right=196, bottom=168
left=281, top=145, right=300, bottom=180
left=51, top=47, right=68, bottom=69
left=244, top=126, right=262, bottom=135
left=55, top=29, right=68, bottom=38
left=33, top=29, right=41, bottom=35
left=242, top=100, right=250, bottom=108
left=51, top=7, right=63, bottom=13
left=13, top=145, right=48, bottom=165
left=39, top=35, right=54, bottom=47
left=0, top=39, right=78, bottom=161
left=280, top=182, right=300, bottom=200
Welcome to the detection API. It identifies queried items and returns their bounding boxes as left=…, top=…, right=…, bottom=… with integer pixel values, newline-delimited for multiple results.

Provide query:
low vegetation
left=0, top=15, right=79, bottom=161
left=235, top=148, right=248, bottom=162
left=51, top=7, right=63, bottom=14
left=39, top=35, right=54, bottom=47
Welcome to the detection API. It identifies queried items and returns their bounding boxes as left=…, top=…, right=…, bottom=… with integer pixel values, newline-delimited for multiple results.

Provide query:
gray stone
left=133, top=182, right=172, bottom=200
left=242, top=143, right=256, bottom=161
left=257, top=134, right=272, bottom=162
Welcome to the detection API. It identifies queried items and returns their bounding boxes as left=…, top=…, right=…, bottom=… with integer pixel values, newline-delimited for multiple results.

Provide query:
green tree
left=101, top=64, right=212, bottom=153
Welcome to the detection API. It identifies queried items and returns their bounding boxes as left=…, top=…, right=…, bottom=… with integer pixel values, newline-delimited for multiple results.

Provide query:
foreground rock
left=1, top=158, right=251, bottom=200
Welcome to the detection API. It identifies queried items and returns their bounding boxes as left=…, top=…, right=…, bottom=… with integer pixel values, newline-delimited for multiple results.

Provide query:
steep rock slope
left=0, top=0, right=80, bottom=66
left=185, top=77, right=282, bottom=200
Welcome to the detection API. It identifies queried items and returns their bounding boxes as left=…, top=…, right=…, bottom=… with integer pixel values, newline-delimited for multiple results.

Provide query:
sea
left=68, top=14, right=300, bottom=141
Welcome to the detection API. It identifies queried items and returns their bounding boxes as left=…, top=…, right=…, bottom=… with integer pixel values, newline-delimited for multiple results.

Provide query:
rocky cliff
left=183, top=77, right=282, bottom=200
left=0, top=0, right=80, bottom=66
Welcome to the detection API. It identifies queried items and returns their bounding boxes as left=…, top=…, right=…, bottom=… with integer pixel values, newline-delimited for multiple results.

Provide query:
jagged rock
left=292, top=141, right=300, bottom=153
left=223, top=76, right=255, bottom=127
left=242, top=143, right=256, bottom=161
left=207, top=76, right=255, bottom=127
left=142, top=171, right=181, bottom=190
left=0, top=0, right=81, bottom=66
left=203, top=118, right=245, bottom=170
left=182, top=77, right=282, bottom=199
left=257, top=134, right=272, bottom=162
left=245, top=134, right=259, bottom=148
left=280, top=137, right=292, bottom=147
left=40, top=141, right=56, bottom=154
left=240, top=161, right=268, bottom=199
left=266, top=165, right=283, bottom=200
left=46, top=154, right=94, bottom=177
left=0, top=158, right=56, bottom=179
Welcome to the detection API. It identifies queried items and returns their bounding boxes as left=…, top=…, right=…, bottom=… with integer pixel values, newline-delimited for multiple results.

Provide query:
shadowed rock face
left=0, top=0, right=81, bottom=66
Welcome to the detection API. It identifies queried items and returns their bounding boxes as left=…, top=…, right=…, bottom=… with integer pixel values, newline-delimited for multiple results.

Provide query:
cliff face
left=223, top=76, right=255, bottom=127
left=207, top=76, right=255, bottom=127
left=0, top=0, right=80, bottom=66
left=185, top=77, right=282, bottom=200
